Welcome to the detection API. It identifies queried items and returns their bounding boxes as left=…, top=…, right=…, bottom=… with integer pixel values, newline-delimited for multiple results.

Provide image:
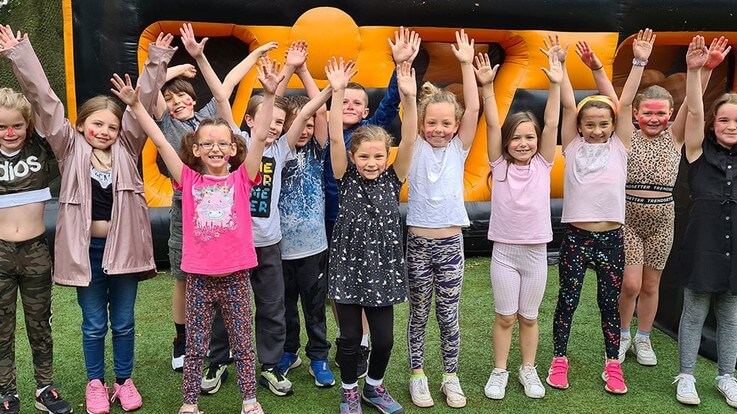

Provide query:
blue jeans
left=76, top=237, right=139, bottom=380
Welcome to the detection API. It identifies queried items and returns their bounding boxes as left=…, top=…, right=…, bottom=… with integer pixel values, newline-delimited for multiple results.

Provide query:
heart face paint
left=634, top=99, right=672, bottom=138
left=89, top=129, right=96, bottom=137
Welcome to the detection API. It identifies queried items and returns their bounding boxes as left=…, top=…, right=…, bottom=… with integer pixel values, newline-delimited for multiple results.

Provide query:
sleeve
left=277, top=134, right=296, bottom=162
left=451, top=136, right=471, bottom=160
left=119, top=43, right=176, bottom=155
left=235, top=161, right=262, bottom=187
left=172, top=164, right=192, bottom=191
left=366, top=70, right=400, bottom=129
left=562, top=135, right=581, bottom=158
left=1, top=39, right=75, bottom=161
left=198, top=98, right=218, bottom=118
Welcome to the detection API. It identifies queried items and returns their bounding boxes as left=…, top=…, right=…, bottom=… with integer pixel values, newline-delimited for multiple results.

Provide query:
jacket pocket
left=58, top=191, right=81, bottom=205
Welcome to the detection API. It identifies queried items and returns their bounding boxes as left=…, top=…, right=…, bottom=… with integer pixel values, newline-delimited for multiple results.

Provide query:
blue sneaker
left=276, top=352, right=302, bottom=376
left=309, top=359, right=336, bottom=387
left=362, top=383, right=404, bottom=414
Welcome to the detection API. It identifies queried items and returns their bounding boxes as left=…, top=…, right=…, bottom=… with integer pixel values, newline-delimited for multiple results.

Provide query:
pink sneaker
left=85, top=379, right=110, bottom=414
left=546, top=357, right=570, bottom=389
left=111, top=379, right=143, bottom=411
left=602, top=361, right=627, bottom=394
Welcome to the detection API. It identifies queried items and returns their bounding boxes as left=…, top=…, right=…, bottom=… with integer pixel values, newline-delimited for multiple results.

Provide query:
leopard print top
left=626, top=129, right=680, bottom=191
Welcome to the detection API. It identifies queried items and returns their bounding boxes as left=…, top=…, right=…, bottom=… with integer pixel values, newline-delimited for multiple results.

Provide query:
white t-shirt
left=406, top=136, right=470, bottom=228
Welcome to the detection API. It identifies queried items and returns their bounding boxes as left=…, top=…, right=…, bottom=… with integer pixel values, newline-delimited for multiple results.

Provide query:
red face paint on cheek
left=187, top=102, right=193, bottom=107
left=170, top=113, right=176, bottom=118
left=89, top=129, right=95, bottom=136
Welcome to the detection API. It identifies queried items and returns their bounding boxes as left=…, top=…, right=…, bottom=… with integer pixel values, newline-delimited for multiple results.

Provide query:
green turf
left=12, top=257, right=728, bottom=413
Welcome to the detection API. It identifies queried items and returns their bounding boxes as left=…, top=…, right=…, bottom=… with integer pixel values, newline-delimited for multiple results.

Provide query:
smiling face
left=0, top=107, right=29, bottom=154
left=163, top=90, right=196, bottom=121
left=506, top=121, right=538, bottom=165
left=296, top=116, right=315, bottom=148
left=342, top=88, right=369, bottom=128
left=713, top=103, right=737, bottom=149
left=192, top=124, right=236, bottom=175
left=78, top=109, right=121, bottom=150
left=578, top=107, right=615, bottom=143
left=634, top=99, right=673, bottom=138
left=421, top=102, right=459, bottom=148
left=245, top=104, right=287, bottom=147
left=349, top=139, right=389, bottom=180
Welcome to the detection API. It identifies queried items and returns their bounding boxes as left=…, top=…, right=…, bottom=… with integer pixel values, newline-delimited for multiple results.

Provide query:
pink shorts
left=490, top=242, right=548, bottom=319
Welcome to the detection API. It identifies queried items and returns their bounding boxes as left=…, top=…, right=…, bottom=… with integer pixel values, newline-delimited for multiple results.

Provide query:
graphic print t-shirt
left=174, top=163, right=259, bottom=274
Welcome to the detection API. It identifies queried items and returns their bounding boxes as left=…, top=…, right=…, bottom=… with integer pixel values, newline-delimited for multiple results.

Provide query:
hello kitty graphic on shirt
left=192, top=181, right=237, bottom=240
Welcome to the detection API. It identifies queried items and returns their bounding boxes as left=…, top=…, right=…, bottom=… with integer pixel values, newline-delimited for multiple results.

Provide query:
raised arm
left=276, top=40, right=308, bottom=96
left=474, top=53, right=501, bottom=162
left=326, top=58, right=357, bottom=180
left=671, top=36, right=730, bottom=146
left=155, top=63, right=196, bottom=120
left=616, top=29, right=655, bottom=149
left=540, top=53, right=563, bottom=163
left=283, top=86, right=332, bottom=149
left=222, top=40, right=279, bottom=98
left=112, top=73, right=184, bottom=183
left=684, top=36, right=709, bottom=162
left=245, top=58, right=284, bottom=180
left=392, top=61, right=418, bottom=181
left=576, top=41, right=618, bottom=106
left=541, top=34, right=576, bottom=150
left=451, top=29, right=481, bottom=150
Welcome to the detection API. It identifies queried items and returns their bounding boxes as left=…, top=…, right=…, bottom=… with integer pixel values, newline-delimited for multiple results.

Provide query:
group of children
left=0, top=19, right=736, bottom=414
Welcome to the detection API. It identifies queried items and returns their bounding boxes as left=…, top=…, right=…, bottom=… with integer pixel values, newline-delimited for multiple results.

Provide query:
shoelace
left=373, top=385, right=395, bottom=405
left=411, top=378, right=429, bottom=394
left=720, top=376, right=737, bottom=398
left=520, top=367, right=542, bottom=386
left=344, top=388, right=361, bottom=412
left=636, top=338, right=653, bottom=352
left=88, top=383, right=108, bottom=404
left=112, top=381, right=136, bottom=401
left=488, top=370, right=507, bottom=386
left=205, top=364, right=221, bottom=380
left=672, top=374, right=696, bottom=385
left=443, top=377, right=465, bottom=396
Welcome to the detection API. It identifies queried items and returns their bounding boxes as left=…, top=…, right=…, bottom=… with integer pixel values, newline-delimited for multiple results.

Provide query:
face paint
left=89, top=129, right=95, bottom=136
left=170, top=112, right=176, bottom=118
left=635, top=99, right=672, bottom=137
left=187, top=102, right=193, bottom=106
left=6, top=127, right=13, bottom=136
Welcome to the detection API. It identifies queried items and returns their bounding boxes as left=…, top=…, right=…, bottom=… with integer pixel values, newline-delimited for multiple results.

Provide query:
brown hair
left=633, top=85, right=674, bottom=111
left=502, top=111, right=541, bottom=160
left=284, top=95, right=311, bottom=130
left=76, top=96, right=123, bottom=129
left=0, top=87, right=34, bottom=136
left=349, top=124, right=393, bottom=154
left=576, top=99, right=615, bottom=126
left=246, top=94, right=290, bottom=119
left=418, top=82, right=463, bottom=125
left=706, top=93, right=737, bottom=139
left=162, top=77, right=197, bottom=102
left=346, top=82, right=369, bottom=106
left=180, top=117, right=246, bottom=172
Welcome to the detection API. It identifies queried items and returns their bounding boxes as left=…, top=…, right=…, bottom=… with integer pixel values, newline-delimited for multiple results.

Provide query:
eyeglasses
left=197, top=142, right=234, bottom=150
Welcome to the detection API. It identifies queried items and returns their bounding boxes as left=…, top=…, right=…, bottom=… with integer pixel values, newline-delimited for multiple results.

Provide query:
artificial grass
left=12, top=257, right=727, bottom=413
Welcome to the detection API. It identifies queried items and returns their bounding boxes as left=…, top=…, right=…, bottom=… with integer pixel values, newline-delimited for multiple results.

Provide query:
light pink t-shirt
left=174, top=164, right=260, bottom=275
left=488, top=153, right=553, bottom=244
left=561, top=134, right=628, bottom=224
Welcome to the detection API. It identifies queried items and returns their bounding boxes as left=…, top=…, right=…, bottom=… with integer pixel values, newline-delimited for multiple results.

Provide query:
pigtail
left=178, top=131, right=204, bottom=173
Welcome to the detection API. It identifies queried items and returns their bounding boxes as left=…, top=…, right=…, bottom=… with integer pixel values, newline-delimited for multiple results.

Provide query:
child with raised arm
left=114, top=56, right=281, bottom=414
left=164, top=23, right=278, bottom=376
left=673, top=35, right=737, bottom=409
left=403, top=29, right=474, bottom=409
left=326, top=57, right=416, bottom=414
left=0, top=25, right=174, bottom=413
left=542, top=30, right=653, bottom=395
left=476, top=51, right=562, bottom=401
left=0, top=86, right=71, bottom=413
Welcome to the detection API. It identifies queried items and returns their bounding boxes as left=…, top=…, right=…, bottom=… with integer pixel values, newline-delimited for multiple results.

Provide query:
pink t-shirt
left=561, top=134, right=628, bottom=224
left=488, top=153, right=553, bottom=244
left=174, top=164, right=260, bottom=275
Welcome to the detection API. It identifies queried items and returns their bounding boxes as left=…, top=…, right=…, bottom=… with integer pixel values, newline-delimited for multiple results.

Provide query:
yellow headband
left=576, top=95, right=617, bottom=116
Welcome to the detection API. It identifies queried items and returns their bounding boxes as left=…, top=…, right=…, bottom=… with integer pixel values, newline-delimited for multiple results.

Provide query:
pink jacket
left=2, top=39, right=174, bottom=286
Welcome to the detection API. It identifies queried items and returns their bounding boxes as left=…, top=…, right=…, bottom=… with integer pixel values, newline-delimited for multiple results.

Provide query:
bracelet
left=632, top=58, right=648, bottom=67
left=483, top=94, right=495, bottom=101
left=592, top=65, right=604, bottom=71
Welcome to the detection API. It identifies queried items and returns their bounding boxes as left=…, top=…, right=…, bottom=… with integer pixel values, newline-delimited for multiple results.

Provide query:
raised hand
left=396, top=61, right=416, bottom=98
left=575, top=40, right=602, bottom=69
left=257, top=56, right=284, bottom=94
left=451, top=29, right=475, bottom=64
left=110, top=73, right=140, bottom=107
left=389, top=26, right=421, bottom=64
left=473, top=53, right=499, bottom=86
left=253, top=41, right=279, bottom=59
left=284, top=40, right=308, bottom=68
left=705, top=36, right=731, bottom=70
left=686, top=35, right=709, bottom=70
left=154, top=32, right=174, bottom=49
left=540, top=34, right=569, bottom=63
left=179, top=63, right=197, bottom=78
left=632, top=28, right=656, bottom=62
left=0, top=24, right=26, bottom=51
left=325, top=57, right=357, bottom=91
left=542, top=52, right=563, bottom=84
left=180, top=22, right=207, bottom=58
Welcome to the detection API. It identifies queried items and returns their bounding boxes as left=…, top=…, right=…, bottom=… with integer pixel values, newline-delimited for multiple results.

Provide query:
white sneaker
left=673, top=374, right=700, bottom=405
left=718, top=374, right=737, bottom=408
left=484, top=368, right=509, bottom=400
left=440, top=375, right=466, bottom=408
left=409, top=375, right=434, bottom=408
left=632, top=335, right=657, bottom=366
left=518, top=365, right=545, bottom=399
left=618, top=334, right=631, bottom=363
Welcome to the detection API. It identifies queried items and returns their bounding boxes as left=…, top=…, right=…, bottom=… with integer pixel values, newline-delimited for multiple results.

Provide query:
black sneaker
left=0, top=395, right=19, bottom=414
left=200, top=362, right=228, bottom=395
left=172, top=336, right=185, bottom=372
left=35, top=385, right=73, bottom=413
left=357, top=345, right=370, bottom=379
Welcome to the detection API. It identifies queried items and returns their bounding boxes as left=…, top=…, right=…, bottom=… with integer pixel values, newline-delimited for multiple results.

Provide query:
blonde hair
left=418, top=82, right=463, bottom=125
left=0, top=87, right=34, bottom=135
left=76, top=96, right=123, bottom=129
left=633, top=85, right=674, bottom=110
left=349, top=124, right=393, bottom=154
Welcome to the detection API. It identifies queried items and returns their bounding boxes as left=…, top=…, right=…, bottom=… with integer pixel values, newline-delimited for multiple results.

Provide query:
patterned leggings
left=183, top=271, right=255, bottom=404
left=406, top=233, right=464, bottom=373
left=554, top=226, right=624, bottom=360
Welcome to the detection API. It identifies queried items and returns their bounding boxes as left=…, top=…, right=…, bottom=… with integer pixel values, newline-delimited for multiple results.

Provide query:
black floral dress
left=328, top=165, right=407, bottom=306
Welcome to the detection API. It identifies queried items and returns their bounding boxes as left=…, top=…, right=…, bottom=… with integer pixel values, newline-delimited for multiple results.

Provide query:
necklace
left=91, top=149, right=112, bottom=171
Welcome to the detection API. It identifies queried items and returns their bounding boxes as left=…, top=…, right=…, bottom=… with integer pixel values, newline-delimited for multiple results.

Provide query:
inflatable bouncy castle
left=57, top=0, right=737, bottom=360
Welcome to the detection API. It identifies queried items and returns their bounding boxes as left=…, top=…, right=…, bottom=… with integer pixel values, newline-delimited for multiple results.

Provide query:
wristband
left=632, top=58, right=648, bottom=67
left=483, top=94, right=495, bottom=101
left=592, top=65, right=604, bottom=71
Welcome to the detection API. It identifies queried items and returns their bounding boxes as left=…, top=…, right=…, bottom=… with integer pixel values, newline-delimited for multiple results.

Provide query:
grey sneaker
left=632, top=335, right=657, bottom=366
left=518, top=365, right=545, bottom=399
left=673, top=374, right=700, bottom=405
left=201, top=362, right=228, bottom=395
left=408, top=375, right=433, bottom=408
left=484, top=368, right=509, bottom=400
left=618, top=334, right=631, bottom=363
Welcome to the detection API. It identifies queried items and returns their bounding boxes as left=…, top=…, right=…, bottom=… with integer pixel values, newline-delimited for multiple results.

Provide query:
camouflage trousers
left=0, top=233, right=54, bottom=396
